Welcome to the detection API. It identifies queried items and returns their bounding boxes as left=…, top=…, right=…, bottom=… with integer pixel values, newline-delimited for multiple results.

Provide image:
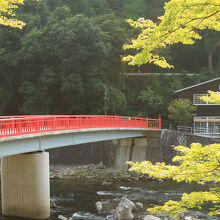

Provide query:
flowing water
left=0, top=179, right=218, bottom=220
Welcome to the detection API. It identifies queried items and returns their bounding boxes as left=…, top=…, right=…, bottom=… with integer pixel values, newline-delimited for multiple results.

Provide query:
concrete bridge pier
left=114, top=137, right=148, bottom=170
left=1, top=152, right=50, bottom=219
left=114, top=131, right=162, bottom=170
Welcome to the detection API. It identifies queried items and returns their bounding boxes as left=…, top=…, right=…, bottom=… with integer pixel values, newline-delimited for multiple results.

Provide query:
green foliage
left=124, top=0, right=147, bottom=19
left=125, top=74, right=187, bottom=117
left=168, top=98, right=196, bottom=125
left=0, top=0, right=219, bottom=117
left=0, top=87, right=10, bottom=114
left=106, top=0, right=125, bottom=15
left=138, top=88, right=163, bottom=111
left=107, top=86, right=127, bottom=115
left=95, top=13, right=127, bottom=85
left=143, top=0, right=165, bottom=21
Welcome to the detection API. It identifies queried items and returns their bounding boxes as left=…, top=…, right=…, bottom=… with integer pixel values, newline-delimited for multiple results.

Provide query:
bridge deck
left=0, top=115, right=161, bottom=157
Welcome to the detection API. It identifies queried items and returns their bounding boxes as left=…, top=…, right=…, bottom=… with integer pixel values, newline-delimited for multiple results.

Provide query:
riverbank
left=50, top=162, right=164, bottom=183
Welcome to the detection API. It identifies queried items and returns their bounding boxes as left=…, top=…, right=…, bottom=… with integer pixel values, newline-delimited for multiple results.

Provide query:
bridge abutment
left=114, top=131, right=162, bottom=170
left=114, top=137, right=149, bottom=170
left=1, top=152, right=50, bottom=219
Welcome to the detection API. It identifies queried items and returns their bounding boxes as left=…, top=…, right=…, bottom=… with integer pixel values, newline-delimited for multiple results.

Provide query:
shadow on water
left=0, top=179, right=218, bottom=220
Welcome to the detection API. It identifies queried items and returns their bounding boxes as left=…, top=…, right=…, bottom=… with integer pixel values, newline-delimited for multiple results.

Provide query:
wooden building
left=175, top=77, right=220, bottom=137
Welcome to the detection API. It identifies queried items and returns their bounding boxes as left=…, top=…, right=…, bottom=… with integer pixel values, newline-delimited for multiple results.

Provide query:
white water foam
left=72, top=212, right=104, bottom=219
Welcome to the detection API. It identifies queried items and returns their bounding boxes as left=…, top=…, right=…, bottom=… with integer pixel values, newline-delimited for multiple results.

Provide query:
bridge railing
left=0, top=115, right=161, bottom=137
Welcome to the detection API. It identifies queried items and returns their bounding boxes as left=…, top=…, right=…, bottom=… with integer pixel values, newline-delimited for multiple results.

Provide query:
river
left=0, top=179, right=218, bottom=220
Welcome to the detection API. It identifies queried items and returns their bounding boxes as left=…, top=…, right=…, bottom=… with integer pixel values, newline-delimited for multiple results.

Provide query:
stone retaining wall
left=48, top=129, right=218, bottom=168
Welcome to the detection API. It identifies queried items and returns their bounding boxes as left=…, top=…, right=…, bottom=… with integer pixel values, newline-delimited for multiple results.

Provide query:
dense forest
left=0, top=0, right=219, bottom=117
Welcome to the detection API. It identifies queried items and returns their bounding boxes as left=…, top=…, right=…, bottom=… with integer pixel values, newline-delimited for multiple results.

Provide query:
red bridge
left=0, top=115, right=161, bottom=137
left=0, top=115, right=161, bottom=220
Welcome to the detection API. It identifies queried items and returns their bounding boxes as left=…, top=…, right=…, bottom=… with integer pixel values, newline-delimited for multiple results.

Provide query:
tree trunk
left=2, top=71, right=14, bottom=95
left=208, top=50, right=213, bottom=73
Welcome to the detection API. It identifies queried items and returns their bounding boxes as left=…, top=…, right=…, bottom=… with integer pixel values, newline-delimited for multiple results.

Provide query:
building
left=175, top=77, right=220, bottom=137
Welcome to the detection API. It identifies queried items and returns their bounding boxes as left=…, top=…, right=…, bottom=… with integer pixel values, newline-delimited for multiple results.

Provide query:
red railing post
left=79, top=116, right=82, bottom=129
left=146, top=118, right=148, bottom=128
left=66, top=117, right=69, bottom=129
left=18, top=119, right=21, bottom=134
left=11, top=119, right=15, bottom=135
left=158, top=117, right=161, bottom=129
left=53, top=117, right=56, bottom=130
left=36, top=118, right=40, bottom=132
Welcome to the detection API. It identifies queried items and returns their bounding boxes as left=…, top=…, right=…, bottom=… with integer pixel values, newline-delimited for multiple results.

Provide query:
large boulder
left=114, top=197, right=136, bottom=220
left=143, top=215, right=161, bottom=220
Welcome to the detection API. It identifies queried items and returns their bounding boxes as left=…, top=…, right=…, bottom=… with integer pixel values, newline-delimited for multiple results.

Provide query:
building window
left=194, top=117, right=220, bottom=136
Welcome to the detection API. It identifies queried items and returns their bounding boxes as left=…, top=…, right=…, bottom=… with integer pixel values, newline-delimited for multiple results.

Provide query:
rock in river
left=95, top=201, right=103, bottom=213
left=102, top=180, right=112, bottom=186
left=114, top=197, right=136, bottom=220
left=58, top=215, right=67, bottom=220
left=135, top=202, right=143, bottom=210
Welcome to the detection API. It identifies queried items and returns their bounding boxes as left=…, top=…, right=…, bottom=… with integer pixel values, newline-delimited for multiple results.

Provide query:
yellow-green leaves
left=126, top=51, right=220, bottom=217
left=0, top=0, right=39, bottom=29
left=148, top=191, right=220, bottom=216
left=128, top=143, right=220, bottom=184
left=201, top=90, right=220, bottom=104
left=123, top=0, right=220, bottom=68
left=0, top=0, right=25, bottom=28
left=127, top=143, right=220, bottom=216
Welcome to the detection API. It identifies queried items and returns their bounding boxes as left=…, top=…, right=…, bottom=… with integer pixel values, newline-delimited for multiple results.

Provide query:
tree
left=1, top=0, right=217, bottom=117
left=123, top=0, right=148, bottom=20
left=123, top=0, right=220, bottom=68
left=203, top=30, right=220, bottom=72
left=95, top=13, right=127, bottom=85
left=0, top=0, right=39, bottom=29
left=127, top=92, right=220, bottom=217
left=18, top=10, right=107, bottom=114
left=107, top=85, right=127, bottom=115
left=168, top=98, right=196, bottom=125
left=138, top=88, right=164, bottom=113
